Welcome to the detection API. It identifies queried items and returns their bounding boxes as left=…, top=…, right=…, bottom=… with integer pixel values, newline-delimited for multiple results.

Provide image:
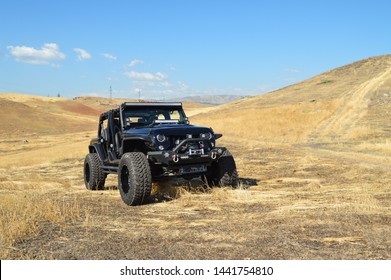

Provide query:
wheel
left=204, top=149, right=239, bottom=188
left=118, top=152, right=152, bottom=206
left=84, top=153, right=106, bottom=190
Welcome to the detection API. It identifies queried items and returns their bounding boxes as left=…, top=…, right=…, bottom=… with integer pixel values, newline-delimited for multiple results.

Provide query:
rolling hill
left=2, top=55, right=390, bottom=145
left=1, top=55, right=390, bottom=260
left=0, top=93, right=99, bottom=136
left=193, top=55, right=391, bottom=145
left=0, top=93, right=215, bottom=136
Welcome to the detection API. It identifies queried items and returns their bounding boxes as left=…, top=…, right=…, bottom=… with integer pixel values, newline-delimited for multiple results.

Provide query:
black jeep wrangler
left=83, top=102, right=238, bottom=206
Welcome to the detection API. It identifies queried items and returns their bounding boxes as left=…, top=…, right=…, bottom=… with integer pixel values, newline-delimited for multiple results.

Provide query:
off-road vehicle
left=83, top=102, right=238, bottom=206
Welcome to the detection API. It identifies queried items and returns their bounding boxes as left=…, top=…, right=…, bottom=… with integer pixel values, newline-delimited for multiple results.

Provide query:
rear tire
left=84, top=153, right=106, bottom=190
left=118, top=152, right=152, bottom=206
left=204, top=149, right=239, bottom=188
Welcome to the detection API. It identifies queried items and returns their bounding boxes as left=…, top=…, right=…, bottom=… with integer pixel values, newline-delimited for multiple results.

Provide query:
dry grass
left=0, top=130, right=93, bottom=258
left=0, top=132, right=390, bottom=259
left=193, top=100, right=339, bottom=143
left=0, top=131, right=93, bottom=168
left=0, top=188, right=85, bottom=259
left=1, top=56, right=391, bottom=259
left=356, top=140, right=391, bottom=154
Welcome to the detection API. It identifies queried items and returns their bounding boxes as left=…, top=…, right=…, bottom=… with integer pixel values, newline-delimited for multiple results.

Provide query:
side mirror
left=214, top=133, right=223, bottom=140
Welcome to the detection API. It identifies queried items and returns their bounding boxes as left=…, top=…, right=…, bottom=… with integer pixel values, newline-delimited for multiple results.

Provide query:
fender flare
left=88, top=144, right=106, bottom=162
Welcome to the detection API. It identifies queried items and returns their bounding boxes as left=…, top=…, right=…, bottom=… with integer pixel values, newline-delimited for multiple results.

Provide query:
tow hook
left=173, top=154, right=179, bottom=163
left=211, top=151, right=217, bottom=159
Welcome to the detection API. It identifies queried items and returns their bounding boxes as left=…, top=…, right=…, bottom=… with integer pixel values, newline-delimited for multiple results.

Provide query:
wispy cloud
left=7, top=43, right=65, bottom=66
left=101, top=53, right=117, bottom=60
left=124, top=71, right=168, bottom=81
left=177, top=81, right=189, bottom=91
left=128, top=59, right=144, bottom=67
left=284, top=68, right=300, bottom=73
left=73, top=48, right=92, bottom=61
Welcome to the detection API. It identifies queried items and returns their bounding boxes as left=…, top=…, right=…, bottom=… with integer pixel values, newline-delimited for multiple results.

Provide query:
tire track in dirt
left=310, top=63, right=391, bottom=141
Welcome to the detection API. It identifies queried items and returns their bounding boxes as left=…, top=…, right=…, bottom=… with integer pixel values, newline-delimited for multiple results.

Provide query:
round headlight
left=156, top=134, right=166, bottom=142
left=201, top=132, right=212, bottom=139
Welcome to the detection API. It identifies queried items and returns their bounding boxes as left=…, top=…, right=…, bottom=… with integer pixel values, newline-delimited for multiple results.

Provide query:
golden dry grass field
left=0, top=55, right=390, bottom=259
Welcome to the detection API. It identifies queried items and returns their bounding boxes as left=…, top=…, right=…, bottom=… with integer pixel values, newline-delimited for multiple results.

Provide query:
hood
left=123, top=124, right=213, bottom=137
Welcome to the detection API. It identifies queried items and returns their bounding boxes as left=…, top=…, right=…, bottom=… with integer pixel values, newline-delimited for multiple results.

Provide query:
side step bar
left=100, top=165, right=118, bottom=174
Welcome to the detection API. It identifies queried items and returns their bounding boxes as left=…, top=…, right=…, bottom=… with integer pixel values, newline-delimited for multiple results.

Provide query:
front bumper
left=147, top=147, right=226, bottom=166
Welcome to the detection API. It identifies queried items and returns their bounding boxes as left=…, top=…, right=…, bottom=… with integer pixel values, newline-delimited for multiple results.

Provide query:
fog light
left=158, top=145, right=165, bottom=151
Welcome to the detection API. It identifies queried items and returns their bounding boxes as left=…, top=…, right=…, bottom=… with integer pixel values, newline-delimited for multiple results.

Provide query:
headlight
left=156, top=134, right=166, bottom=142
left=200, top=132, right=212, bottom=139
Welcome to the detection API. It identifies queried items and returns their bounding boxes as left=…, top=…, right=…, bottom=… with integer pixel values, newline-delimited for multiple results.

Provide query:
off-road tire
left=118, top=152, right=152, bottom=206
left=84, top=153, right=106, bottom=190
left=204, top=149, right=239, bottom=188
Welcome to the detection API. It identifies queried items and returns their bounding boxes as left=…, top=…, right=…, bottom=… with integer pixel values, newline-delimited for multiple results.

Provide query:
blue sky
left=0, top=0, right=390, bottom=99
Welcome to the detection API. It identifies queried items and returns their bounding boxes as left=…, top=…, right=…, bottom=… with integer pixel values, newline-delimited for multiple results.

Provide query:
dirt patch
left=59, top=101, right=101, bottom=116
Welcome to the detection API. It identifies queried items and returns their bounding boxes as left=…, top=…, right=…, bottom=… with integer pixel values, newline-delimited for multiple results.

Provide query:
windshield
left=122, top=106, right=187, bottom=128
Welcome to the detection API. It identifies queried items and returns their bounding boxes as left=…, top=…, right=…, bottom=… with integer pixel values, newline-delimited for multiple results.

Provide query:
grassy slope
left=1, top=55, right=390, bottom=259
left=193, top=55, right=391, bottom=146
left=0, top=96, right=96, bottom=136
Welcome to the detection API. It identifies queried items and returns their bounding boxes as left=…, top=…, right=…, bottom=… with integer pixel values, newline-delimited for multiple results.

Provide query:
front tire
left=204, top=149, right=239, bottom=188
left=118, top=152, right=152, bottom=206
left=84, top=153, right=106, bottom=190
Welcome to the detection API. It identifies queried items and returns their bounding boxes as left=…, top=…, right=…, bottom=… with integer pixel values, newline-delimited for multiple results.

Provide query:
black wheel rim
left=120, top=166, right=130, bottom=194
left=85, top=162, right=90, bottom=184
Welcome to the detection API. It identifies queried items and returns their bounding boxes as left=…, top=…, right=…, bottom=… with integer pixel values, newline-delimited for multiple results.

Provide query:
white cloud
left=155, top=72, right=168, bottom=80
left=101, top=53, right=117, bottom=60
left=124, top=71, right=168, bottom=81
left=178, top=81, right=189, bottom=91
left=284, top=68, right=300, bottom=73
left=74, top=48, right=92, bottom=61
left=7, top=43, right=65, bottom=66
left=129, top=59, right=144, bottom=67
left=160, top=81, right=173, bottom=88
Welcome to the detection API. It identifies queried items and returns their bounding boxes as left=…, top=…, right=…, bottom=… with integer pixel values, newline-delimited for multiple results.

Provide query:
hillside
left=193, top=55, right=391, bottom=146
left=73, top=96, right=138, bottom=112
left=1, top=56, right=390, bottom=260
left=0, top=93, right=215, bottom=136
left=0, top=94, right=98, bottom=136
left=74, top=96, right=213, bottom=111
